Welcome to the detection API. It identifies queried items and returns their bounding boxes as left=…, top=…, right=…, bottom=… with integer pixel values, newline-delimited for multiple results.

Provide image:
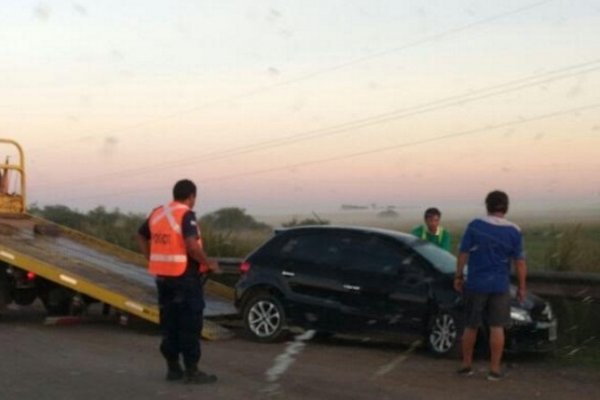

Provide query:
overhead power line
left=196, top=102, right=600, bottom=182
left=50, top=101, right=600, bottom=203
left=34, top=57, right=600, bottom=188
left=28, top=0, right=555, bottom=155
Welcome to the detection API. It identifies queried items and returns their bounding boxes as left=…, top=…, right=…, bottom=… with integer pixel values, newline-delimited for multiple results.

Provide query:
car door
left=274, top=230, right=346, bottom=328
left=336, top=233, right=431, bottom=333
left=387, top=245, right=433, bottom=332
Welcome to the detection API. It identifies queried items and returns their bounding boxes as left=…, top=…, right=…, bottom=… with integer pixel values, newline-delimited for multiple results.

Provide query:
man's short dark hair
left=424, top=207, right=441, bottom=219
left=173, top=179, right=197, bottom=201
left=485, top=190, right=509, bottom=214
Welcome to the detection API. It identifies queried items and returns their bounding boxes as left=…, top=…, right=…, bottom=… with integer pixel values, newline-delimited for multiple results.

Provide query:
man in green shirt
left=411, top=207, right=451, bottom=251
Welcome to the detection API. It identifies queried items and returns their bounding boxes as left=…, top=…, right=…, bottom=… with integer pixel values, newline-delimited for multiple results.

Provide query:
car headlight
left=510, top=307, right=532, bottom=323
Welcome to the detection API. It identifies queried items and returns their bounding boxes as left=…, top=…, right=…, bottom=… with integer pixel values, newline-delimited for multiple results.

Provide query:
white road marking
left=262, top=329, right=315, bottom=397
left=373, top=339, right=422, bottom=378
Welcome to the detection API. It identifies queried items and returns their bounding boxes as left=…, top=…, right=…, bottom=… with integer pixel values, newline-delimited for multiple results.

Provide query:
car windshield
left=412, top=241, right=457, bottom=274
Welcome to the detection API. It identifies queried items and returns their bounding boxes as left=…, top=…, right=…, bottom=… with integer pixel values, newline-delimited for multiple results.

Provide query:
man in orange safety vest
left=137, top=179, right=220, bottom=384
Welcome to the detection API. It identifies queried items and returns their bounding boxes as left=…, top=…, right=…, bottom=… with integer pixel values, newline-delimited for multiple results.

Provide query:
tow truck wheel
left=40, top=287, right=74, bottom=316
left=243, top=293, right=286, bottom=342
left=13, top=289, right=37, bottom=306
left=0, top=266, right=11, bottom=310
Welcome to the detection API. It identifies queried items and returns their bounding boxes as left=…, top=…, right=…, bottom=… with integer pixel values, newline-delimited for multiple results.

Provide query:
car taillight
left=240, top=261, right=251, bottom=274
left=26, top=271, right=36, bottom=281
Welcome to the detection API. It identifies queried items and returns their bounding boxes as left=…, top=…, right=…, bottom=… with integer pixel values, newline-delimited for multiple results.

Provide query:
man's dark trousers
left=156, top=274, right=205, bottom=370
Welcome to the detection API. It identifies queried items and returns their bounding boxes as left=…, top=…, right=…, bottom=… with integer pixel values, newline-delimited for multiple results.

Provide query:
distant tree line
left=27, top=204, right=341, bottom=257
left=27, top=204, right=273, bottom=255
left=28, top=204, right=146, bottom=252
left=199, top=207, right=271, bottom=231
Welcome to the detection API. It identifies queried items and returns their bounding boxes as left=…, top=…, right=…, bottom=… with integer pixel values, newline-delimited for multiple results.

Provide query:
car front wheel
left=427, top=311, right=462, bottom=357
left=243, top=294, right=286, bottom=342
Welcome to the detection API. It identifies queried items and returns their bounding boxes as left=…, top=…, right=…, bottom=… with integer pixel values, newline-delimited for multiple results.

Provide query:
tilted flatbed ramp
left=0, top=214, right=236, bottom=339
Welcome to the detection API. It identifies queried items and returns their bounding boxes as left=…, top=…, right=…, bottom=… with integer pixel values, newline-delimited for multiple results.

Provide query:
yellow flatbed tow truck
left=0, top=138, right=234, bottom=339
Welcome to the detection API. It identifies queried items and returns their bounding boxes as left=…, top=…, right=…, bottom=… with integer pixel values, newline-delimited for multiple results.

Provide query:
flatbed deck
left=0, top=214, right=236, bottom=333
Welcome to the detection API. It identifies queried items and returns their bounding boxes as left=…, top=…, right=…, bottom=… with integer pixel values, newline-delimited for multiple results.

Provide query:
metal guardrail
left=215, top=257, right=244, bottom=274
left=518, top=270, right=600, bottom=301
left=214, top=257, right=600, bottom=302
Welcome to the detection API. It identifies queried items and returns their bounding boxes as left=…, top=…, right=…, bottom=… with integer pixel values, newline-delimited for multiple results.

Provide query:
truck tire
left=13, top=289, right=37, bottom=306
left=0, top=267, right=11, bottom=310
left=40, top=286, right=74, bottom=316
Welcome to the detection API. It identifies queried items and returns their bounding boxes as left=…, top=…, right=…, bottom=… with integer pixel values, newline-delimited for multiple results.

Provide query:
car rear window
left=278, top=233, right=341, bottom=265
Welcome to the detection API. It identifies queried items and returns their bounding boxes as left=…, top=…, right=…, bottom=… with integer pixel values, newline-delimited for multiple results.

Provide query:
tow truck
left=0, top=138, right=234, bottom=339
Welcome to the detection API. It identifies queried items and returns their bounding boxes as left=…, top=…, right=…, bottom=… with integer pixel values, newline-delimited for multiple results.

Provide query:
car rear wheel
left=427, top=311, right=462, bottom=357
left=243, top=294, right=286, bottom=342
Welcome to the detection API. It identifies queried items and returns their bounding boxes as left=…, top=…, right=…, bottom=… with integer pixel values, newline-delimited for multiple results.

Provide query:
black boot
left=166, top=360, right=184, bottom=381
left=184, top=366, right=217, bottom=384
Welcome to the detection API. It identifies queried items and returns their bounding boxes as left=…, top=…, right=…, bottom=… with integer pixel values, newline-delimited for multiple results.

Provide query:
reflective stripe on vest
left=148, top=202, right=190, bottom=277
left=149, top=254, right=187, bottom=263
left=150, top=203, right=189, bottom=233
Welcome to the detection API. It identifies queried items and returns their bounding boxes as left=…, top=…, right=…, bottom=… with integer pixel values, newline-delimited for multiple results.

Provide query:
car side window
left=338, top=234, right=402, bottom=275
left=277, top=232, right=341, bottom=266
left=396, top=247, right=428, bottom=277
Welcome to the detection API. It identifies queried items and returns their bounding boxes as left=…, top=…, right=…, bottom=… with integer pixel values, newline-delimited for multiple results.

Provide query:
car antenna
left=312, top=211, right=324, bottom=224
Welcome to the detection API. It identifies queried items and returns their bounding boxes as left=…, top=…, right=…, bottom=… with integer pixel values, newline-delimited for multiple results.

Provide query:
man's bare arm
left=514, top=258, right=527, bottom=303
left=185, top=237, right=220, bottom=273
left=454, top=252, right=469, bottom=293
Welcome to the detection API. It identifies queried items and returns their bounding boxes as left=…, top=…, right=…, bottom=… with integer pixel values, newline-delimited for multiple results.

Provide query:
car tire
left=427, top=311, right=462, bottom=358
left=313, top=331, right=334, bottom=340
left=243, top=293, right=286, bottom=342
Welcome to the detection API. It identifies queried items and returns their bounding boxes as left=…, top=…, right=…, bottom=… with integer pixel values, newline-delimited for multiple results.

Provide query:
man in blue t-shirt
left=454, top=190, right=527, bottom=381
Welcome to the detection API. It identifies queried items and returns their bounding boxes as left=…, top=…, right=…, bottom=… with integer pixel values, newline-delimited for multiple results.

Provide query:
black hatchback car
left=235, top=226, right=557, bottom=355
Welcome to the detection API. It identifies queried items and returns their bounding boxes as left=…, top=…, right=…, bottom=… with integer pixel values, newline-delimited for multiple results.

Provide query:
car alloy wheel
left=244, top=294, right=285, bottom=342
left=428, top=312, right=459, bottom=355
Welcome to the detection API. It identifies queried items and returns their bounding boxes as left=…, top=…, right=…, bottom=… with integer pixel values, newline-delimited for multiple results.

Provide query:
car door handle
left=343, top=284, right=361, bottom=291
left=282, top=271, right=295, bottom=277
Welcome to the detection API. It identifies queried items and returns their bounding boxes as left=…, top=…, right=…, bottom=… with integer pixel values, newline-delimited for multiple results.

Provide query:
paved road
left=1, top=304, right=598, bottom=400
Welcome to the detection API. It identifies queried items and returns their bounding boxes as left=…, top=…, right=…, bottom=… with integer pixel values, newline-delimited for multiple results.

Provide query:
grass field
left=521, top=223, right=600, bottom=272
left=219, top=207, right=600, bottom=273
left=549, top=298, right=600, bottom=369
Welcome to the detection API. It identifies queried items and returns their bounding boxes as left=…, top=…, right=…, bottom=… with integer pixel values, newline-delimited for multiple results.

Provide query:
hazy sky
left=2, top=0, right=600, bottom=216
